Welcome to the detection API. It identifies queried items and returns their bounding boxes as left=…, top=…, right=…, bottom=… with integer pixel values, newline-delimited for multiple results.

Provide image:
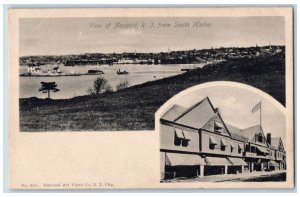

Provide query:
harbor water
left=19, top=63, right=206, bottom=99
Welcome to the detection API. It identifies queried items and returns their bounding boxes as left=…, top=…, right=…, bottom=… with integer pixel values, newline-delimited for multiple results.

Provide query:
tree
left=88, top=77, right=110, bottom=95
left=39, top=81, right=60, bottom=99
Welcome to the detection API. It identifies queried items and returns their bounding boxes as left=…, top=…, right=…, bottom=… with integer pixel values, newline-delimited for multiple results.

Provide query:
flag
left=252, top=101, right=261, bottom=113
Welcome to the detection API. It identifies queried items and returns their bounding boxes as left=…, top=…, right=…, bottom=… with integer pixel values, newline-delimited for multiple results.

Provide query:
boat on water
left=117, top=69, right=129, bottom=75
left=86, top=69, right=105, bottom=75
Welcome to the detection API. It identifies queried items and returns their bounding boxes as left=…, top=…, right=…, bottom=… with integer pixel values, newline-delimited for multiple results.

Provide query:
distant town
left=19, top=45, right=284, bottom=67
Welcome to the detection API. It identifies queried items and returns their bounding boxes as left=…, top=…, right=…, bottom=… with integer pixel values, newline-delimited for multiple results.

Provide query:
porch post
left=199, top=165, right=204, bottom=177
left=241, top=165, right=244, bottom=173
left=224, top=165, right=228, bottom=175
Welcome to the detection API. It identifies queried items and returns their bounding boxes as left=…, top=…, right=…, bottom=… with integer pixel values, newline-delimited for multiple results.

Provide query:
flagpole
left=260, top=100, right=262, bottom=131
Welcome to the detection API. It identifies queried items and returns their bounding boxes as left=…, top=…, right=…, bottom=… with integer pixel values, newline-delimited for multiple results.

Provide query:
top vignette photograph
left=17, top=15, right=287, bottom=132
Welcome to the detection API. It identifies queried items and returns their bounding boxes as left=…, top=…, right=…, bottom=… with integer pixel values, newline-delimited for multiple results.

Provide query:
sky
left=19, top=16, right=285, bottom=56
left=172, top=85, right=286, bottom=146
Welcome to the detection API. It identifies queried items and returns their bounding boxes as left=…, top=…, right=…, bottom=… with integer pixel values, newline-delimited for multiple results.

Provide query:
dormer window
left=214, top=121, right=223, bottom=133
left=257, top=133, right=263, bottom=143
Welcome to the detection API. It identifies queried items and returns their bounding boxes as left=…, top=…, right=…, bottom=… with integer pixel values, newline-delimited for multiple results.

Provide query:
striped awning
left=269, top=160, right=279, bottom=167
left=221, top=139, right=227, bottom=147
left=209, top=136, right=218, bottom=145
left=205, top=157, right=232, bottom=166
left=228, top=157, right=247, bottom=166
left=238, top=144, right=244, bottom=150
left=215, top=121, right=223, bottom=129
left=166, top=153, right=206, bottom=166
left=230, top=142, right=236, bottom=149
left=256, top=146, right=269, bottom=154
left=182, top=130, right=191, bottom=140
left=175, top=128, right=184, bottom=139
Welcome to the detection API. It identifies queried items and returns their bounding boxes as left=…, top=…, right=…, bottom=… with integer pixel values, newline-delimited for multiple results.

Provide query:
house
left=269, top=137, right=286, bottom=170
left=52, top=66, right=61, bottom=73
left=243, top=125, right=271, bottom=172
left=160, top=97, right=286, bottom=180
left=27, top=64, right=41, bottom=74
left=160, top=97, right=247, bottom=179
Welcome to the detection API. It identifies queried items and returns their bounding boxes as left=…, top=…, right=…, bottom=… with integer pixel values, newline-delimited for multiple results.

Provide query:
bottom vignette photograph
left=159, top=82, right=288, bottom=183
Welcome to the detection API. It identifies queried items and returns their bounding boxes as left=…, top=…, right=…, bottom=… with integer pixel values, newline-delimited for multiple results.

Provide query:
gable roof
left=202, top=113, right=231, bottom=137
left=242, top=125, right=269, bottom=147
left=225, top=123, right=248, bottom=142
left=161, top=104, right=186, bottom=122
left=271, top=137, right=285, bottom=151
left=174, top=97, right=216, bottom=129
left=242, top=125, right=261, bottom=141
left=271, top=137, right=280, bottom=149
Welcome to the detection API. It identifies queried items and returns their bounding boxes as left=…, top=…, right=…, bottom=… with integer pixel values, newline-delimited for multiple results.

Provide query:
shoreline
left=19, top=73, right=106, bottom=77
left=19, top=53, right=285, bottom=131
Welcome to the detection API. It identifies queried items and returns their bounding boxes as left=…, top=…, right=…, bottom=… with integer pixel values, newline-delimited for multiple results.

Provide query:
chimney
left=214, top=107, right=221, bottom=114
left=267, top=133, right=271, bottom=145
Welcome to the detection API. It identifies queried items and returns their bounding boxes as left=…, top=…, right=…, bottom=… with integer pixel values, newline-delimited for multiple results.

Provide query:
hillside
left=20, top=53, right=286, bottom=131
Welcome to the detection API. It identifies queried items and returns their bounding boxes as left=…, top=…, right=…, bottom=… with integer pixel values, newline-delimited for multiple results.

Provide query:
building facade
left=160, top=97, right=286, bottom=180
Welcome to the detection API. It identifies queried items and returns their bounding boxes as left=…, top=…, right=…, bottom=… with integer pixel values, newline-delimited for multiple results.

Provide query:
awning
left=221, top=139, right=227, bottom=147
left=269, top=160, right=279, bottom=167
left=205, top=157, right=232, bottom=166
left=175, top=128, right=184, bottom=139
left=215, top=121, right=223, bottom=129
left=230, top=142, right=236, bottom=149
left=166, top=153, right=206, bottom=166
left=209, top=136, right=218, bottom=145
left=256, top=146, right=269, bottom=154
left=228, top=157, right=247, bottom=166
left=238, top=144, right=243, bottom=150
left=182, top=130, right=191, bottom=140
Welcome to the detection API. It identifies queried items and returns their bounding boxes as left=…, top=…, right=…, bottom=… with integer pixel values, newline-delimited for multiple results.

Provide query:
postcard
left=8, top=7, right=294, bottom=189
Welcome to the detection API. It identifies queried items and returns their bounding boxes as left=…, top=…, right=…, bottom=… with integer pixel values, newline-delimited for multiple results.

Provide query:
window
left=174, top=128, right=190, bottom=147
left=174, top=128, right=184, bottom=146
left=209, top=136, right=217, bottom=150
left=182, top=130, right=190, bottom=147
left=257, top=133, right=263, bottom=143
left=214, top=121, right=223, bottom=133
left=182, top=130, right=191, bottom=141
left=238, top=144, right=243, bottom=154
left=230, top=142, right=235, bottom=152
left=245, top=144, right=250, bottom=152
left=221, top=139, right=227, bottom=151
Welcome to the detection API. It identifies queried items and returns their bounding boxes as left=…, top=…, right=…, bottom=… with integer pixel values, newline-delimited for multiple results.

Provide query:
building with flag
left=160, top=97, right=286, bottom=180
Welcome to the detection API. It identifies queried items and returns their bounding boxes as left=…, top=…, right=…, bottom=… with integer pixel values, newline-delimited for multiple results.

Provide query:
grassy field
left=20, top=53, right=286, bottom=131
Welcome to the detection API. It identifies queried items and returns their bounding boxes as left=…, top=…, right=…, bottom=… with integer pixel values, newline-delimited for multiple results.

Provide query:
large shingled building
left=160, top=97, right=286, bottom=180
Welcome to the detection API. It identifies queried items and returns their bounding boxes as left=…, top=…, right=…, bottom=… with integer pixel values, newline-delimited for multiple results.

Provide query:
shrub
left=116, top=81, right=129, bottom=91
